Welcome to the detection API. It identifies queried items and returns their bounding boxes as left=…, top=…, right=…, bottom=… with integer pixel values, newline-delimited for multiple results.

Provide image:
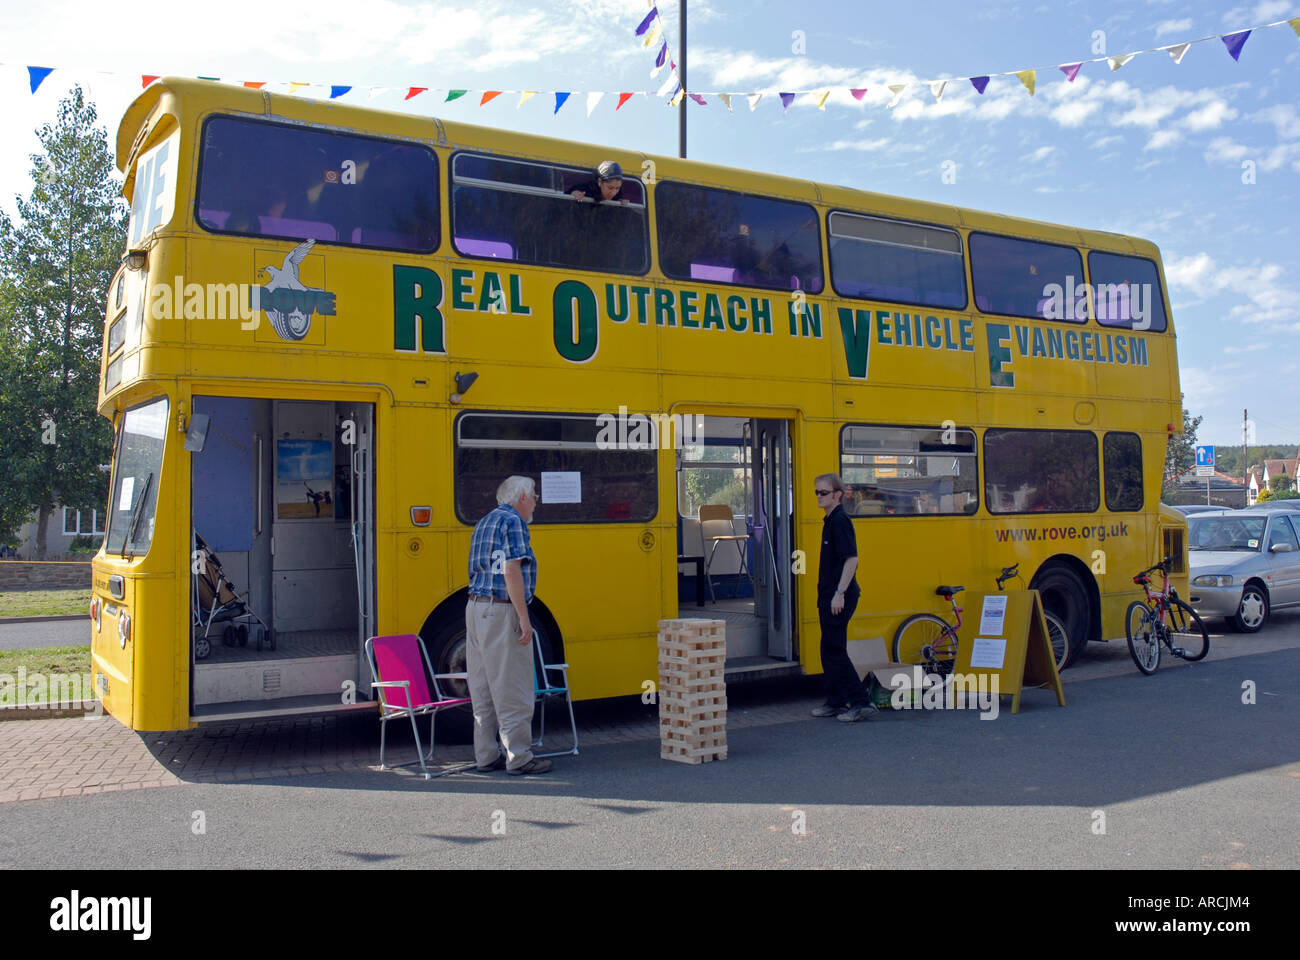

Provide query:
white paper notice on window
left=969, top=637, right=1007, bottom=669
left=541, top=471, right=581, bottom=504
left=979, top=594, right=1008, bottom=636
left=118, top=476, right=136, bottom=511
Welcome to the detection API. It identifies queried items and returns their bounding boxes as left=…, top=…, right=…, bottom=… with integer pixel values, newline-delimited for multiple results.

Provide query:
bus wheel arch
left=1028, top=556, right=1097, bottom=669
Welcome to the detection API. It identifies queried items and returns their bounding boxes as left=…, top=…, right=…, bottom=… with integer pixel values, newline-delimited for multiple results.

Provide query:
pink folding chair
left=365, top=634, right=472, bottom=779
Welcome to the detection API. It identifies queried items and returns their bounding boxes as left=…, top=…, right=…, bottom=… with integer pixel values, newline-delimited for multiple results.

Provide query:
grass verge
left=0, top=588, right=90, bottom=619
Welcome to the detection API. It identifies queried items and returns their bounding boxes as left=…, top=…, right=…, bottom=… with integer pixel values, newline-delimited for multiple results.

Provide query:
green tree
left=0, top=86, right=126, bottom=557
left=1160, top=397, right=1202, bottom=501
left=1273, top=472, right=1294, bottom=493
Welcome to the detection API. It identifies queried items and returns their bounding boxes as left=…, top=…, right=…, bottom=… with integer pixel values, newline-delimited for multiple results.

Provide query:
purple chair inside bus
left=690, top=263, right=736, bottom=283
left=257, top=216, right=338, bottom=242
left=456, top=237, right=516, bottom=259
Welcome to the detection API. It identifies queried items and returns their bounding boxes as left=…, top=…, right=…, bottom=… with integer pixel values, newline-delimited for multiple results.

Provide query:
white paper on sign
left=969, top=637, right=1007, bottom=669
left=979, top=594, right=1008, bottom=635
left=541, top=471, right=581, bottom=504
left=118, top=476, right=136, bottom=511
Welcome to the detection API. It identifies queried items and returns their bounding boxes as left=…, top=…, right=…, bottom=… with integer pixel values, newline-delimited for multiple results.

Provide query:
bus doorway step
left=723, top=657, right=803, bottom=684
left=191, top=694, right=376, bottom=723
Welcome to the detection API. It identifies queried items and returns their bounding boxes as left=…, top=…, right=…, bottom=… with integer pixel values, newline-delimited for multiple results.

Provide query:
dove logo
left=250, top=239, right=338, bottom=342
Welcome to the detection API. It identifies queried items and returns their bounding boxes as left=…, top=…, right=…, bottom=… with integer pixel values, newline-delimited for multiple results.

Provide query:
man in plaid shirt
left=466, top=475, right=552, bottom=775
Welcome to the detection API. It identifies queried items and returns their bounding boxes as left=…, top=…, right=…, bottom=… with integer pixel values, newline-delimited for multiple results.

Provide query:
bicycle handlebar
left=995, top=563, right=1020, bottom=590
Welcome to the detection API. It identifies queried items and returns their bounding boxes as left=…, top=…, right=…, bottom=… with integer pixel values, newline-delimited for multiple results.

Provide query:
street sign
left=1196, top=445, right=1215, bottom=478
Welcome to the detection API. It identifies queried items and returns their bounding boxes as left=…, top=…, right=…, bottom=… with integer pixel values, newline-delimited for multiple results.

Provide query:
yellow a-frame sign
left=954, top=589, right=1066, bottom=714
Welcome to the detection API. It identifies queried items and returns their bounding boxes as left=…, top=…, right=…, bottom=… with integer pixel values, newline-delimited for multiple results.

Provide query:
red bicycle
left=1125, top=556, right=1209, bottom=675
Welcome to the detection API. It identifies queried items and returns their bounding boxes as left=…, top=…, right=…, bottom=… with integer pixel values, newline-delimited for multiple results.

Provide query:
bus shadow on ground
left=213, top=648, right=1298, bottom=810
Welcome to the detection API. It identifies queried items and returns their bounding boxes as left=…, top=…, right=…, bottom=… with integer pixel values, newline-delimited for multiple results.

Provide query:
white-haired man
left=466, top=475, right=551, bottom=775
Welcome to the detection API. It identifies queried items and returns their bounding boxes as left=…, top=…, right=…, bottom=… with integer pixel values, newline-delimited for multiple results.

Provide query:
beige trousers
left=465, top=600, right=535, bottom=770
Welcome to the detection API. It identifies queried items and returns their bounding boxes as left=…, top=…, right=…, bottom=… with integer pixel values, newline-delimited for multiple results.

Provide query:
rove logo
left=49, top=890, right=151, bottom=940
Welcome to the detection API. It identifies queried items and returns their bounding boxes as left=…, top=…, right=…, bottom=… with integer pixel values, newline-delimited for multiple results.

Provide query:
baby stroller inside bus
left=192, top=531, right=272, bottom=659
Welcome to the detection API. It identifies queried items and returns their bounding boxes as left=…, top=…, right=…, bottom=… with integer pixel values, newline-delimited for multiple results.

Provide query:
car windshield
left=1188, top=516, right=1267, bottom=551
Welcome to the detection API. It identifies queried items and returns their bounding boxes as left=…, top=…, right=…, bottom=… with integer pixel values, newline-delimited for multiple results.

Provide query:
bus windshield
left=104, top=397, right=169, bottom=557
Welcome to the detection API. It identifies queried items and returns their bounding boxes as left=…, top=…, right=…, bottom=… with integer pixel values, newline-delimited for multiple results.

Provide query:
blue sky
left=1, top=0, right=1297, bottom=447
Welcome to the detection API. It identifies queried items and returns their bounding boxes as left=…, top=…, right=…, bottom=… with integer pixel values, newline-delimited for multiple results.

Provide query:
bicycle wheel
left=1166, top=598, right=1210, bottom=661
left=1044, top=610, right=1069, bottom=672
left=892, top=613, right=958, bottom=677
left=1125, top=600, right=1160, bottom=675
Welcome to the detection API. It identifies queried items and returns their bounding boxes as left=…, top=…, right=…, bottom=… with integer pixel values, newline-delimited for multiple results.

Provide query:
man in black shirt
left=811, top=473, right=875, bottom=722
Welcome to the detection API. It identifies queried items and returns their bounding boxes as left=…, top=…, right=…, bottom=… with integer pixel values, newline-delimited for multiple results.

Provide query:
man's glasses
left=815, top=489, right=837, bottom=497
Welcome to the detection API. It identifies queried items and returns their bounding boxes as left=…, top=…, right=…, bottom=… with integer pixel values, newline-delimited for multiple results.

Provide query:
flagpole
left=679, top=0, right=687, bottom=158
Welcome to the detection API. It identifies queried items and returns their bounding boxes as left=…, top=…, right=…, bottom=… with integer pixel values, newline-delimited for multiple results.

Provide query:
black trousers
left=818, top=589, right=868, bottom=708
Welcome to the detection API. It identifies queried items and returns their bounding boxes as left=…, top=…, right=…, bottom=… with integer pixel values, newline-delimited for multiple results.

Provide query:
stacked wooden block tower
left=657, top=618, right=727, bottom=764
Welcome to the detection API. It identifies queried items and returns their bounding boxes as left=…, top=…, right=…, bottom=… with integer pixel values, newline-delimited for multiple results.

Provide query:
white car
left=1186, top=506, right=1300, bottom=632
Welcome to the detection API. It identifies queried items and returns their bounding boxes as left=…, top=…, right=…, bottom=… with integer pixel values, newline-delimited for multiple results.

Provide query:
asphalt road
left=2, top=646, right=1296, bottom=869
left=0, top=618, right=89, bottom=651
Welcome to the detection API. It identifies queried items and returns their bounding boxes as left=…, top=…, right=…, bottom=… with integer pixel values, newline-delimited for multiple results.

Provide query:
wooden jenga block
left=657, top=618, right=728, bottom=764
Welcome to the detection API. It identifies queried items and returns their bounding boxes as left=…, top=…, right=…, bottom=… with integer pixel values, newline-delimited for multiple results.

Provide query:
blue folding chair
left=532, top=632, right=578, bottom=758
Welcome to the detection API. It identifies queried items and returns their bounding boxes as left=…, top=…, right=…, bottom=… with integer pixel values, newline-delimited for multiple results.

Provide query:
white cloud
left=1165, top=251, right=1300, bottom=327
left=803, top=138, right=895, bottom=152
left=1145, top=129, right=1184, bottom=150
left=1023, top=145, right=1057, bottom=162
left=1155, top=19, right=1193, bottom=39
left=1223, top=1, right=1294, bottom=26
left=1184, top=100, right=1239, bottom=130
left=1251, top=104, right=1300, bottom=139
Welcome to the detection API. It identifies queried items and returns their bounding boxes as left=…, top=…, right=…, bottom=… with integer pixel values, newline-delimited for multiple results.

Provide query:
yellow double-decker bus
left=91, top=78, right=1187, bottom=731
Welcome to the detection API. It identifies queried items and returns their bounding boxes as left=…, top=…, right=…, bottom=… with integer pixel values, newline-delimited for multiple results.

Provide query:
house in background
left=6, top=505, right=104, bottom=560
left=1169, top=467, right=1246, bottom=509
left=1247, top=449, right=1300, bottom=505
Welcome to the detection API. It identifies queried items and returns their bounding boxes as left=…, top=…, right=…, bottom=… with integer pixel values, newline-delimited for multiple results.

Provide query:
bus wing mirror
left=185, top=413, right=210, bottom=453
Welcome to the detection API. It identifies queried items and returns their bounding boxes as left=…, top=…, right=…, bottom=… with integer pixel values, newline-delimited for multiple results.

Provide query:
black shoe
left=507, top=757, right=553, bottom=776
left=476, top=755, right=506, bottom=772
left=811, top=704, right=843, bottom=718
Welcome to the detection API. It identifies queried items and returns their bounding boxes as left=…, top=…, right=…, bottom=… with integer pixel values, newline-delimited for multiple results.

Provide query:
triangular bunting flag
left=850, top=88, right=868, bottom=100
left=817, top=89, right=831, bottom=109
left=587, top=92, right=605, bottom=116
left=329, top=85, right=351, bottom=99
left=887, top=84, right=907, bottom=107
left=970, top=76, right=990, bottom=94
left=930, top=80, right=947, bottom=102
left=287, top=82, right=309, bottom=95
left=1059, top=62, right=1082, bottom=82
left=669, top=87, right=685, bottom=107
left=635, top=7, right=657, bottom=35
left=480, top=91, right=502, bottom=105
left=651, top=43, right=668, bottom=76
left=1221, top=30, right=1250, bottom=61
left=446, top=90, right=468, bottom=101
left=518, top=90, right=537, bottom=107
left=555, top=91, right=571, bottom=113
left=718, top=93, right=733, bottom=112
left=369, top=87, right=390, bottom=100
left=406, top=87, right=427, bottom=100
left=779, top=92, right=796, bottom=111
left=1290, top=18, right=1300, bottom=38
left=142, top=75, right=160, bottom=89
left=617, top=92, right=635, bottom=110
left=1107, top=54, right=1134, bottom=71
left=1016, top=70, right=1036, bottom=95
left=644, top=23, right=661, bottom=48
left=747, top=93, right=763, bottom=111
left=27, top=67, right=54, bottom=94
left=1165, top=43, right=1191, bottom=64
left=656, top=72, right=678, bottom=97
left=688, top=93, right=707, bottom=106
left=244, top=81, right=267, bottom=90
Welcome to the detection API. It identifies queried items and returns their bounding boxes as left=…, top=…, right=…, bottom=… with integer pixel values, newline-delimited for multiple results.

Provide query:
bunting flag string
left=6, top=16, right=1298, bottom=111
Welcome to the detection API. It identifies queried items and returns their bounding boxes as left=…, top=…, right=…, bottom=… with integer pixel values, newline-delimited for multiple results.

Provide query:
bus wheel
left=1030, top=564, right=1092, bottom=669
left=425, top=618, right=475, bottom=744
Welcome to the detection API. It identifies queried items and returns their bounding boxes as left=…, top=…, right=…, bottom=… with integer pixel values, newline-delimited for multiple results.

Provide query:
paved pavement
left=0, top=646, right=1295, bottom=870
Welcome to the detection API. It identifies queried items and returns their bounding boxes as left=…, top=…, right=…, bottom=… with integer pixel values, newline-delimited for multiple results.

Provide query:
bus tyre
left=1231, top=583, right=1268, bottom=633
left=1030, top=564, right=1092, bottom=669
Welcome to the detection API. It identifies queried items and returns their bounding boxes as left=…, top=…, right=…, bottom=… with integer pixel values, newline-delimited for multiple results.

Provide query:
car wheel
left=1232, top=583, right=1268, bottom=633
